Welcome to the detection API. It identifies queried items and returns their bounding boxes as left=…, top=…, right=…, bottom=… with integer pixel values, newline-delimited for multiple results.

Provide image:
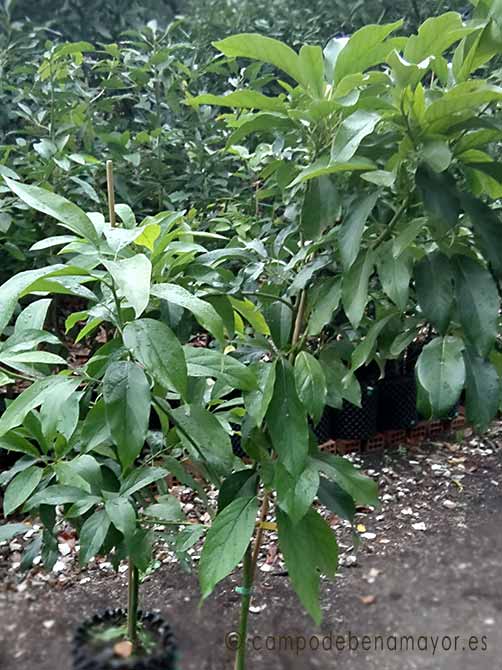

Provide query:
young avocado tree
left=0, top=173, right=258, bottom=661
left=186, top=7, right=502, bottom=665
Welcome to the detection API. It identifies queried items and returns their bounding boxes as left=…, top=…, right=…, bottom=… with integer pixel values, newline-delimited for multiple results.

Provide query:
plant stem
left=234, top=545, right=253, bottom=670
left=106, top=160, right=117, bottom=227
left=127, top=559, right=139, bottom=648
left=371, top=199, right=409, bottom=251
left=234, top=491, right=270, bottom=670
left=289, top=290, right=307, bottom=362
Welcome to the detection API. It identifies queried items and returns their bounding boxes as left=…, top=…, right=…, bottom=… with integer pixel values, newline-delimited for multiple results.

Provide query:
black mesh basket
left=377, top=375, right=418, bottom=431
left=231, top=427, right=246, bottom=459
left=330, top=386, right=378, bottom=440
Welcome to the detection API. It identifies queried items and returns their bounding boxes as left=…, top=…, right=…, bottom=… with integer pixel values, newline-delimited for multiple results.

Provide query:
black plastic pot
left=330, top=385, right=378, bottom=440
left=377, top=375, right=418, bottom=431
left=73, top=609, right=177, bottom=670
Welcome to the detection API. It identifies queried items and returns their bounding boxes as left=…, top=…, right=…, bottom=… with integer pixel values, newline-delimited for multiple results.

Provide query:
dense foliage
left=1, top=1, right=502, bottom=668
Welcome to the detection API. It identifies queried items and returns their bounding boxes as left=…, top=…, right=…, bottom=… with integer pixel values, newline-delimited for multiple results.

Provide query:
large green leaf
left=190, top=90, right=285, bottom=112
left=294, top=352, right=326, bottom=424
left=4, top=178, right=98, bottom=242
left=104, top=254, right=152, bottom=318
left=79, top=509, right=111, bottom=565
left=334, top=21, right=404, bottom=84
left=120, top=466, right=168, bottom=497
left=3, top=465, right=43, bottom=516
left=277, top=508, right=338, bottom=625
left=103, top=361, right=151, bottom=470
left=244, top=361, right=277, bottom=427
left=124, top=319, right=187, bottom=399
left=404, top=12, right=474, bottom=63
left=0, top=376, right=80, bottom=439
left=266, top=359, right=308, bottom=476
left=183, top=346, right=256, bottom=391
left=105, top=497, right=137, bottom=539
left=199, top=495, right=258, bottom=599
left=462, top=195, right=502, bottom=278
left=214, top=34, right=306, bottom=87
left=301, top=176, right=338, bottom=240
left=275, top=461, right=319, bottom=524
left=290, top=156, right=375, bottom=187
left=377, top=245, right=412, bottom=311
left=416, top=336, right=466, bottom=418
left=170, top=404, right=233, bottom=475
left=415, top=166, right=460, bottom=237
left=339, top=192, right=378, bottom=270
left=314, top=453, right=379, bottom=507
left=464, top=349, right=500, bottom=431
left=349, top=314, right=396, bottom=376
left=0, top=265, right=64, bottom=335
left=0, top=524, right=29, bottom=543
left=307, top=277, right=341, bottom=336
left=454, top=255, right=499, bottom=357
left=414, top=251, right=454, bottom=334
left=152, top=284, right=225, bottom=345
left=331, top=111, right=380, bottom=164
left=342, top=250, right=374, bottom=328
left=425, top=82, right=502, bottom=130
left=25, top=485, right=88, bottom=510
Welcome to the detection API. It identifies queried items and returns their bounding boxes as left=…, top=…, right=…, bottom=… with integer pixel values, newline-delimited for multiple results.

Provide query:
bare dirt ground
left=1, top=425, right=501, bottom=670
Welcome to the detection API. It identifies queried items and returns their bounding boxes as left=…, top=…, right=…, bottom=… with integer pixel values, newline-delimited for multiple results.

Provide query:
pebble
left=442, top=500, right=456, bottom=510
left=412, top=522, right=427, bottom=531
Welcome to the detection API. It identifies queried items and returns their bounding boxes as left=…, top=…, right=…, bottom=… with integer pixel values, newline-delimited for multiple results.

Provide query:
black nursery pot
left=377, top=375, right=418, bottom=431
left=73, top=609, right=177, bottom=670
left=312, top=410, right=333, bottom=445
left=330, top=385, right=378, bottom=440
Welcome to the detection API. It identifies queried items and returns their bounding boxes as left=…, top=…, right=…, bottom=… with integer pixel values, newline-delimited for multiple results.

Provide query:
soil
left=1, top=427, right=501, bottom=670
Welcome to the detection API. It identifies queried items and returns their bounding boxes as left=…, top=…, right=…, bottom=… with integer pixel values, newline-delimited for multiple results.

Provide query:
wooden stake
left=106, top=160, right=116, bottom=227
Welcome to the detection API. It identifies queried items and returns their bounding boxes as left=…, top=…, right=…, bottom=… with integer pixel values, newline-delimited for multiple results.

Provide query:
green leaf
left=218, top=470, right=258, bottom=513
left=120, top=467, right=167, bottom=497
left=404, top=12, right=473, bottom=63
left=229, top=298, right=270, bottom=336
left=4, top=466, right=43, bottom=516
left=105, top=497, right=137, bottom=539
left=114, top=204, right=136, bottom=229
left=4, top=177, right=97, bottom=242
left=14, top=299, right=52, bottom=334
left=339, top=192, right=378, bottom=270
left=318, top=479, right=356, bottom=522
left=0, top=351, right=66, bottom=366
left=332, top=111, right=380, bottom=164
left=290, top=156, right=375, bottom=187
left=184, top=347, right=256, bottom=391
left=275, top=462, right=319, bottom=524
left=301, top=176, right=338, bottom=240
left=124, top=319, right=187, bottom=399
left=298, top=44, right=325, bottom=97
left=334, top=21, right=404, bottom=84
left=415, top=165, right=460, bottom=237
left=0, top=433, right=39, bottom=458
left=103, top=361, right=151, bottom=471
left=307, top=277, right=341, bottom=336
left=104, top=254, right=151, bottom=318
left=425, top=82, right=502, bottom=130
left=462, top=195, right=502, bottom=278
left=79, top=510, right=111, bottom=565
left=392, top=218, right=426, bottom=258
left=454, top=256, right=499, bottom=357
left=170, top=404, right=233, bottom=476
left=0, top=377, right=80, bottom=439
left=264, top=301, right=292, bottom=349
left=277, top=508, right=338, bottom=625
left=414, top=251, right=454, bottom=334
left=294, top=352, right=326, bottom=425
left=199, top=495, right=258, bottom=599
left=416, top=336, right=465, bottom=418
left=25, top=485, right=88, bottom=510
left=266, top=359, right=308, bottom=476
left=377, top=245, right=412, bottom=311
left=315, top=453, right=379, bottom=507
left=244, top=361, right=277, bottom=427
left=190, top=91, right=285, bottom=112
left=464, top=349, right=500, bottom=431
left=213, top=34, right=306, bottom=88
left=422, top=140, right=452, bottom=173
left=144, top=495, right=184, bottom=521
left=350, top=314, right=396, bottom=376
left=342, top=250, right=374, bottom=328
left=0, top=523, right=29, bottom=543
left=152, top=284, right=225, bottom=345
left=127, top=528, right=153, bottom=572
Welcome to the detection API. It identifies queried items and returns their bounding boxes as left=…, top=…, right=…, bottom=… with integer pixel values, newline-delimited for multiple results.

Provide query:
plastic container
left=330, top=385, right=378, bottom=440
left=73, top=609, right=177, bottom=670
